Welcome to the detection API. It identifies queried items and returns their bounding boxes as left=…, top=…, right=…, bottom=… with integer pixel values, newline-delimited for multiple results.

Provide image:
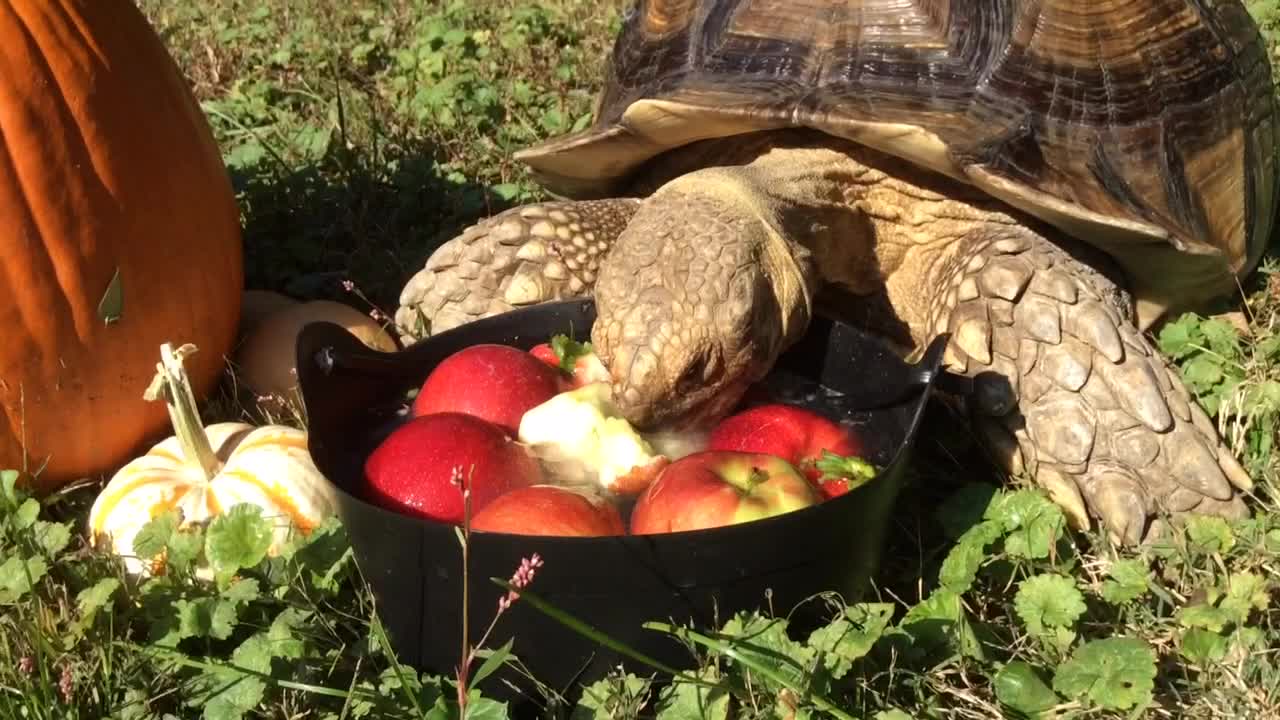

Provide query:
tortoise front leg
left=929, top=230, right=1253, bottom=544
left=394, top=199, right=641, bottom=343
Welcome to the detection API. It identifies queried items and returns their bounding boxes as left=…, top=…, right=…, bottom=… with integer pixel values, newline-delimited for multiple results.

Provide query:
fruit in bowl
left=471, top=485, right=626, bottom=537
left=708, top=403, right=875, bottom=498
left=708, top=403, right=861, bottom=479
left=412, top=344, right=562, bottom=436
left=630, top=451, right=823, bottom=534
left=364, top=331, right=879, bottom=536
left=529, top=335, right=613, bottom=390
left=363, top=412, right=543, bottom=524
left=808, top=451, right=878, bottom=499
left=518, top=382, right=670, bottom=495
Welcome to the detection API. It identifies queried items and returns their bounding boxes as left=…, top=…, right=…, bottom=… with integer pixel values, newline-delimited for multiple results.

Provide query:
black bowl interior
left=295, top=299, right=954, bottom=703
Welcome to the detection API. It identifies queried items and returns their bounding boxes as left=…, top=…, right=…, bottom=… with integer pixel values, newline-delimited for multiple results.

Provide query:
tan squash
left=88, top=343, right=337, bottom=577
left=236, top=300, right=398, bottom=403
left=239, top=290, right=301, bottom=339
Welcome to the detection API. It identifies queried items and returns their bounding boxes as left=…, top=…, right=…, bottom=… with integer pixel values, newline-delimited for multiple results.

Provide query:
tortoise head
left=589, top=175, right=817, bottom=432
left=591, top=279, right=773, bottom=432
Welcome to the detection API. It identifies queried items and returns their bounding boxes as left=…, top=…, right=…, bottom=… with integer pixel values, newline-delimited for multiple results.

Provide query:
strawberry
left=810, top=450, right=878, bottom=499
left=529, top=334, right=612, bottom=389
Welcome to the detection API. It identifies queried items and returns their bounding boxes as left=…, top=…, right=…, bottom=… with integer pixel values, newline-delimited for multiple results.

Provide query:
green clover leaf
left=1052, top=637, right=1156, bottom=710
left=654, top=666, right=729, bottom=720
left=938, top=520, right=1001, bottom=594
left=132, top=510, right=180, bottom=561
left=994, top=661, right=1061, bottom=716
left=1015, top=573, right=1086, bottom=637
left=573, top=674, right=652, bottom=720
left=717, top=612, right=813, bottom=690
left=1180, top=627, right=1229, bottom=664
left=984, top=489, right=1065, bottom=559
left=32, top=520, right=72, bottom=558
left=1199, top=317, right=1243, bottom=359
left=206, top=504, right=274, bottom=576
left=1177, top=603, right=1232, bottom=632
left=1185, top=515, right=1236, bottom=555
left=0, top=555, right=48, bottom=603
left=1157, top=313, right=1202, bottom=359
left=899, top=588, right=985, bottom=660
left=69, top=577, right=121, bottom=638
left=13, top=498, right=39, bottom=531
left=807, top=602, right=895, bottom=679
left=1219, top=571, right=1271, bottom=623
left=1099, top=558, right=1150, bottom=605
left=165, top=526, right=205, bottom=575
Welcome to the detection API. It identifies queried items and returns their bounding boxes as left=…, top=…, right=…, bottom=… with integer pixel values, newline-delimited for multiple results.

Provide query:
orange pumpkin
left=0, top=1, right=244, bottom=491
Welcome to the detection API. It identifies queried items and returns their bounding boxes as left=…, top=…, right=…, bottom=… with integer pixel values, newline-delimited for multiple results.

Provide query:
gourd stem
left=149, top=343, right=221, bottom=481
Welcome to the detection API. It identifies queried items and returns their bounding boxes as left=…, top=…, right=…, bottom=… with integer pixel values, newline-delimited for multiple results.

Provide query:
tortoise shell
left=517, top=0, right=1280, bottom=320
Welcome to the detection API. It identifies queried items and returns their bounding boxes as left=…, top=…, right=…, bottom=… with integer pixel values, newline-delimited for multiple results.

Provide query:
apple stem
left=745, top=467, right=769, bottom=494
left=144, top=343, right=220, bottom=482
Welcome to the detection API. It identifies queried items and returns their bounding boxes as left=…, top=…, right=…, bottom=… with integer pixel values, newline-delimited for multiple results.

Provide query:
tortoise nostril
left=675, top=363, right=702, bottom=392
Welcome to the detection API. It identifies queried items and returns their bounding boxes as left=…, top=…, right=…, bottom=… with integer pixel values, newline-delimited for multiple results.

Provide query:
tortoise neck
left=658, top=161, right=824, bottom=347
left=652, top=136, right=939, bottom=299
left=649, top=133, right=1064, bottom=349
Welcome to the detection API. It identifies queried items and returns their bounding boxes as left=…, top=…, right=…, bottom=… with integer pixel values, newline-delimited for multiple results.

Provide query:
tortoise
left=395, top=0, right=1279, bottom=545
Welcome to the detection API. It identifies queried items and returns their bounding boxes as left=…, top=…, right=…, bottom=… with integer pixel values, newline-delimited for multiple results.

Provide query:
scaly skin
left=917, top=230, right=1251, bottom=543
left=397, top=131, right=1255, bottom=545
left=593, top=170, right=820, bottom=429
left=394, top=199, right=638, bottom=341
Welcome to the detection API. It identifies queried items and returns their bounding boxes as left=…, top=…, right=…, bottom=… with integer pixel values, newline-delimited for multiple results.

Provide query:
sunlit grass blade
left=645, top=621, right=861, bottom=720
left=488, top=577, right=717, bottom=689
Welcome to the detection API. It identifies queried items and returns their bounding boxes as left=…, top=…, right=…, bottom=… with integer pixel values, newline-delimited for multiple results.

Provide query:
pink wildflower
left=17, top=656, right=33, bottom=675
left=498, top=553, right=544, bottom=612
left=450, top=466, right=469, bottom=497
left=58, top=664, right=74, bottom=703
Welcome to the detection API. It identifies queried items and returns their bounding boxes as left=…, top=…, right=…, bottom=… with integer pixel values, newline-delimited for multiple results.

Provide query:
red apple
left=412, top=343, right=562, bottom=435
left=529, top=335, right=611, bottom=390
left=364, top=412, right=543, bottom=524
left=630, top=451, right=822, bottom=534
left=470, top=485, right=626, bottom=537
left=707, top=404, right=866, bottom=482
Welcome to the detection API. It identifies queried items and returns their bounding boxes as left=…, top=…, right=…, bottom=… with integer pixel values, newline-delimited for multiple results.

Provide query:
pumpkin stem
left=146, top=343, right=221, bottom=481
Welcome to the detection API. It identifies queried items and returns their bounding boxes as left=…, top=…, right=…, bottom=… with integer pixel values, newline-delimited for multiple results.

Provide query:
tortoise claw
left=936, top=231, right=1254, bottom=546
left=1081, top=470, right=1150, bottom=547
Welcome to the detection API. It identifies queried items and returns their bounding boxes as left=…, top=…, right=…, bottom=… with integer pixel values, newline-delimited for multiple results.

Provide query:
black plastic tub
left=295, top=299, right=955, bottom=705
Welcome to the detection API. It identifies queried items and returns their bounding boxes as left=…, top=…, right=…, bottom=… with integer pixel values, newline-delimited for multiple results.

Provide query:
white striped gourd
left=88, top=343, right=337, bottom=576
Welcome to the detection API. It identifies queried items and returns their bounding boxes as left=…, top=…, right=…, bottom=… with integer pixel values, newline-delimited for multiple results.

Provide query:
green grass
left=142, top=0, right=619, bottom=310
left=3, top=0, right=1280, bottom=718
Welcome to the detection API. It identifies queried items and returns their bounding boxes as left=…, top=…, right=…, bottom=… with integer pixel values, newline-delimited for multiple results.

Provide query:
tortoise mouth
left=608, top=341, right=756, bottom=433
left=596, top=289, right=773, bottom=433
left=611, top=376, right=749, bottom=433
